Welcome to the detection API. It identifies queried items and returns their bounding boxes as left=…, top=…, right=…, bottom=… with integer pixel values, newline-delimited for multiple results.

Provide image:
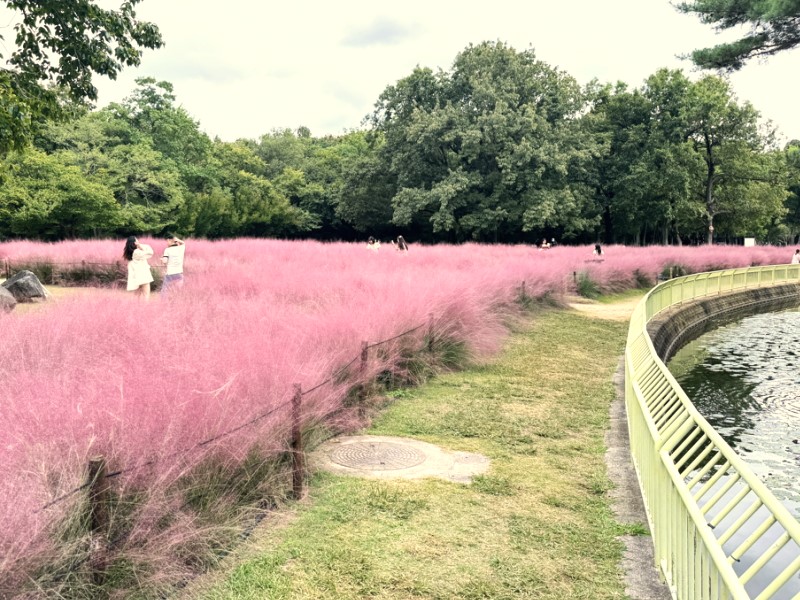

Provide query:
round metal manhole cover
left=328, top=442, right=427, bottom=471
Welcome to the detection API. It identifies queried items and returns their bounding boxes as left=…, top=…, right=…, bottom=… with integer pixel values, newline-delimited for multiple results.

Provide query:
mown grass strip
left=199, top=308, right=637, bottom=599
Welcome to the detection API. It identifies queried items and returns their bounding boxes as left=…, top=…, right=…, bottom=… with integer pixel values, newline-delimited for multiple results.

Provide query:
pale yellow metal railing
left=625, top=264, right=800, bottom=599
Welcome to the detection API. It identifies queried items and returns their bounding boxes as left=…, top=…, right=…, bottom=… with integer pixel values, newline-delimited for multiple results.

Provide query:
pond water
left=669, top=308, right=800, bottom=517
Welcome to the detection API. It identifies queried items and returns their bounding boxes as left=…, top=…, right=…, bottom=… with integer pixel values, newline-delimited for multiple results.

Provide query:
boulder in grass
left=1, top=270, right=50, bottom=303
left=0, top=286, right=16, bottom=313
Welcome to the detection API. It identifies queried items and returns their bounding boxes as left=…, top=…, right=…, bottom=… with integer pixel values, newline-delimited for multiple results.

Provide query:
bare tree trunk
left=704, top=135, right=716, bottom=245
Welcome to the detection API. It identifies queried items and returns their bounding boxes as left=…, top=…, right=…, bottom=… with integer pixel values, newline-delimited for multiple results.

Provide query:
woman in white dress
left=123, top=236, right=154, bottom=300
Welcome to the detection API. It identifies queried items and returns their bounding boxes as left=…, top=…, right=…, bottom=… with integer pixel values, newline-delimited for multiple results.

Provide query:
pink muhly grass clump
left=0, top=237, right=796, bottom=593
left=0, top=239, right=538, bottom=590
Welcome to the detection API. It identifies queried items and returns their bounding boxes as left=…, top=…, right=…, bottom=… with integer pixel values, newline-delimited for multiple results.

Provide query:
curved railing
left=625, top=264, right=800, bottom=599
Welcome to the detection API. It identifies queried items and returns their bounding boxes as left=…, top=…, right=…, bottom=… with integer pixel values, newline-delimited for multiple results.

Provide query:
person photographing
left=161, top=235, right=186, bottom=296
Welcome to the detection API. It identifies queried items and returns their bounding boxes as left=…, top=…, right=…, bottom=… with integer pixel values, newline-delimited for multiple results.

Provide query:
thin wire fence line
left=35, top=397, right=293, bottom=513
left=2, top=259, right=170, bottom=273
left=196, top=399, right=292, bottom=448
left=301, top=323, right=428, bottom=396
left=366, top=322, right=426, bottom=349
left=5, top=260, right=122, bottom=267
left=34, top=316, right=433, bottom=513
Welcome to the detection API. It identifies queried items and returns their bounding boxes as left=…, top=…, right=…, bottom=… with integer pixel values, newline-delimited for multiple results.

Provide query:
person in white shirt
left=366, top=236, right=381, bottom=251
left=161, top=235, right=186, bottom=296
left=791, top=249, right=800, bottom=265
left=123, top=236, right=154, bottom=300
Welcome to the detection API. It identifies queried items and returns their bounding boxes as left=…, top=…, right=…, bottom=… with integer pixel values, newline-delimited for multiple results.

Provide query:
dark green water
left=668, top=309, right=800, bottom=598
left=669, top=309, right=800, bottom=514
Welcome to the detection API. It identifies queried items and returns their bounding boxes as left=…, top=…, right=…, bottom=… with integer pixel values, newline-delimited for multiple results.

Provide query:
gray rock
left=1, top=270, right=50, bottom=303
left=0, top=285, right=16, bottom=313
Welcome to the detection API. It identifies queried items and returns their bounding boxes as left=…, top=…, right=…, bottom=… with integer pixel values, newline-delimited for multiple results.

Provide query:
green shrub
left=633, top=269, right=653, bottom=288
left=660, top=264, right=687, bottom=279
left=576, top=272, right=600, bottom=299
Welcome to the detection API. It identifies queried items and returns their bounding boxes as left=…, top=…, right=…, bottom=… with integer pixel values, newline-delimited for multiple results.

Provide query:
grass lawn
left=195, top=308, right=644, bottom=599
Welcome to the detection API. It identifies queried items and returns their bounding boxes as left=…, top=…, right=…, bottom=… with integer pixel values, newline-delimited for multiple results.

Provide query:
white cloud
left=341, top=17, right=421, bottom=47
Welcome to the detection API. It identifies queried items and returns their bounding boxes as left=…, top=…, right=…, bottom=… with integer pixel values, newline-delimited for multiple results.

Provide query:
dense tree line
left=1, top=42, right=798, bottom=244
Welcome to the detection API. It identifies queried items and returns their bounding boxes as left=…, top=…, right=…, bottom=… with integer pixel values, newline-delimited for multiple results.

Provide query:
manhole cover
left=328, top=442, right=427, bottom=471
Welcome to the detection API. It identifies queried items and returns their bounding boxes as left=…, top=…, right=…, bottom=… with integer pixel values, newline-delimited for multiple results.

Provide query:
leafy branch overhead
left=0, top=0, right=163, bottom=154
left=678, top=0, right=800, bottom=70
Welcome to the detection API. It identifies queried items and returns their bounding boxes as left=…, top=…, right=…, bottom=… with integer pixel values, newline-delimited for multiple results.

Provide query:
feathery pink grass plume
left=0, top=238, right=794, bottom=593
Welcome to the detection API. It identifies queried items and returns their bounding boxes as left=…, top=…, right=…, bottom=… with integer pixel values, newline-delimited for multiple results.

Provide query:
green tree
left=121, top=78, right=213, bottom=171
left=683, top=75, right=784, bottom=242
left=300, top=131, right=385, bottom=238
left=784, top=141, right=800, bottom=242
left=0, top=0, right=162, bottom=154
left=373, top=41, right=593, bottom=242
left=678, top=0, right=800, bottom=70
left=586, top=69, right=786, bottom=245
left=335, top=133, right=396, bottom=235
left=40, top=110, right=185, bottom=235
left=0, top=150, right=122, bottom=239
left=579, top=73, right=701, bottom=244
left=709, top=147, right=787, bottom=240
left=256, top=128, right=314, bottom=178
left=272, top=167, right=324, bottom=231
left=103, top=142, right=185, bottom=233
left=209, top=141, right=316, bottom=237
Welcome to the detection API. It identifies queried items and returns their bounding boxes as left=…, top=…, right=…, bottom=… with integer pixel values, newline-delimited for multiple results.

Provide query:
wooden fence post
left=291, top=384, right=305, bottom=499
left=87, top=456, right=110, bottom=584
left=360, top=341, right=369, bottom=372
left=427, top=313, right=435, bottom=352
left=521, top=280, right=527, bottom=302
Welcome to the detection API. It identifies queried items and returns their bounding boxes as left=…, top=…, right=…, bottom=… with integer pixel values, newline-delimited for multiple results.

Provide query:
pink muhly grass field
left=0, top=238, right=794, bottom=589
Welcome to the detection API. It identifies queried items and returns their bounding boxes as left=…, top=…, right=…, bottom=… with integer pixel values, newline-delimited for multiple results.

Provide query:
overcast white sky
left=7, top=0, right=800, bottom=143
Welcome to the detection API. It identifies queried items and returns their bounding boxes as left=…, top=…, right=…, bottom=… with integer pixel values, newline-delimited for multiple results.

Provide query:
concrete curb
left=606, top=357, right=672, bottom=599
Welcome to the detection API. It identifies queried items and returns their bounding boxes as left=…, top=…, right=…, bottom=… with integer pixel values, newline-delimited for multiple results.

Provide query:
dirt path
left=2, top=281, right=101, bottom=314
left=566, top=294, right=644, bottom=322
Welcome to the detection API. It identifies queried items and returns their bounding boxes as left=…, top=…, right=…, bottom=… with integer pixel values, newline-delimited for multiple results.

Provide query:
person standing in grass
left=791, top=249, right=800, bottom=265
left=123, top=236, right=154, bottom=300
left=366, top=236, right=381, bottom=252
left=392, top=235, right=409, bottom=253
left=161, top=234, right=186, bottom=296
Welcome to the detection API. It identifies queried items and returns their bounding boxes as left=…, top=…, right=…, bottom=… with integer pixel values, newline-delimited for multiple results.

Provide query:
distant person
left=392, top=235, right=409, bottom=253
left=123, top=236, right=154, bottom=300
left=366, top=236, right=381, bottom=252
left=792, top=249, right=800, bottom=265
left=539, top=238, right=550, bottom=250
left=550, top=237, right=557, bottom=248
left=593, top=243, right=603, bottom=256
left=161, top=234, right=186, bottom=295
